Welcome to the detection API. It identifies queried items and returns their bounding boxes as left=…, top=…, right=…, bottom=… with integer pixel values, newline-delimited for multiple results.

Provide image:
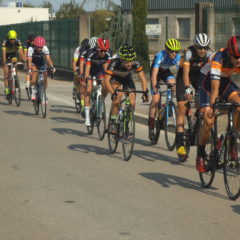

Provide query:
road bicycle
left=148, top=83, right=177, bottom=150
left=199, top=102, right=240, bottom=200
left=108, top=88, right=148, bottom=161
left=6, top=60, right=22, bottom=106
left=86, top=78, right=106, bottom=140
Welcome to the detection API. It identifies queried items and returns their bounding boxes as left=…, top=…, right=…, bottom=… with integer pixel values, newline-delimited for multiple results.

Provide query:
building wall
left=0, top=7, right=49, bottom=26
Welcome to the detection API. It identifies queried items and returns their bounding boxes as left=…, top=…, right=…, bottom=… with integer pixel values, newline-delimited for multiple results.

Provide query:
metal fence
left=0, top=18, right=79, bottom=70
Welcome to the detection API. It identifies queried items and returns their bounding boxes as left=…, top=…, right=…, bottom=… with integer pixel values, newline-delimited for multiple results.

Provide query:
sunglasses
left=97, top=49, right=107, bottom=53
left=196, top=46, right=209, bottom=50
left=168, top=50, right=179, bottom=54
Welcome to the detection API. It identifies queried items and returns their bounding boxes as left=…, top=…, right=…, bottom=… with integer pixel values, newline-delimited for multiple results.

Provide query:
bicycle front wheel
left=122, top=108, right=135, bottom=161
left=223, top=130, right=240, bottom=200
left=97, top=95, right=106, bottom=140
left=14, top=75, right=21, bottom=107
left=39, top=83, right=47, bottom=118
left=164, top=101, right=177, bottom=151
left=74, top=92, right=82, bottom=113
left=199, top=129, right=216, bottom=188
left=87, top=99, right=95, bottom=135
left=108, top=112, right=119, bottom=154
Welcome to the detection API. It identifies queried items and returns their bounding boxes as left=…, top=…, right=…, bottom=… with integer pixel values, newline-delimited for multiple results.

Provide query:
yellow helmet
left=165, top=38, right=181, bottom=52
left=8, top=30, right=17, bottom=40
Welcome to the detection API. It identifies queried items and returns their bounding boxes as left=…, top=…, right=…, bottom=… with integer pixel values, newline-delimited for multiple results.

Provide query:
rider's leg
left=149, top=93, right=161, bottom=130
left=3, top=64, right=9, bottom=92
left=100, top=76, right=108, bottom=99
left=228, top=91, right=240, bottom=131
left=79, top=77, right=85, bottom=107
left=176, top=101, right=187, bottom=146
left=84, top=78, right=93, bottom=126
left=30, top=65, right=38, bottom=100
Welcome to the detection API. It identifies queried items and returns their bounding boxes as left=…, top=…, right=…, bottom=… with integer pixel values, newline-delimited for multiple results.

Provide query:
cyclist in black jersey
left=104, top=44, right=149, bottom=133
left=84, top=38, right=112, bottom=127
left=175, top=33, right=212, bottom=160
left=2, top=30, right=25, bottom=97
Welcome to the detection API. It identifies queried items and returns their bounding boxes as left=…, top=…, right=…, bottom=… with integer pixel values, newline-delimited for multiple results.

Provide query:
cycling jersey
left=2, top=39, right=22, bottom=60
left=28, top=46, right=49, bottom=68
left=199, top=48, right=240, bottom=107
left=73, top=45, right=90, bottom=62
left=176, top=46, right=213, bottom=101
left=105, top=56, right=143, bottom=89
left=24, top=41, right=34, bottom=51
left=151, top=50, right=181, bottom=70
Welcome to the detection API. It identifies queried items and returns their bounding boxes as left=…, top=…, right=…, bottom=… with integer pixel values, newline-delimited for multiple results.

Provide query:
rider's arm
left=84, top=62, right=91, bottom=79
left=183, top=62, right=190, bottom=87
left=104, top=74, right=114, bottom=95
left=2, top=47, right=6, bottom=65
left=79, top=58, right=85, bottom=76
left=210, top=80, right=220, bottom=106
left=73, top=47, right=80, bottom=73
left=72, top=59, right=77, bottom=73
left=138, top=70, right=148, bottom=92
left=46, top=55, right=54, bottom=68
left=18, top=47, right=25, bottom=62
left=151, top=67, right=159, bottom=89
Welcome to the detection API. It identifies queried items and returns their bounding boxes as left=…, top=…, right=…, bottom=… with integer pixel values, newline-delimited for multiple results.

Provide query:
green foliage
left=41, top=1, right=54, bottom=13
left=132, top=0, right=149, bottom=71
left=23, top=1, right=35, bottom=7
left=55, top=0, right=85, bottom=19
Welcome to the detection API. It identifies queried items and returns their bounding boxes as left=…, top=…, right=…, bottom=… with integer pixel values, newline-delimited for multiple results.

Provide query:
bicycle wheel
left=108, top=112, right=119, bottom=153
left=87, top=99, right=95, bottom=135
left=7, top=92, right=13, bottom=104
left=199, top=129, right=216, bottom=188
left=148, top=100, right=161, bottom=145
left=74, top=92, right=82, bottom=113
left=97, top=95, right=106, bottom=140
left=223, top=130, right=240, bottom=200
left=26, top=86, right=32, bottom=101
left=14, top=75, right=21, bottom=107
left=122, top=108, right=135, bottom=161
left=39, top=82, right=47, bottom=118
left=164, top=101, right=177, bottom=151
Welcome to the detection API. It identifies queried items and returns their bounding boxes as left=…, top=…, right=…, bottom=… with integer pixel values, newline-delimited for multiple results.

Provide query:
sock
left=85, top=106, right=90, bottom=122
left=149, top=117, right=155, bottom=130
left=176, top=132, right=184, bottom=147
left=198, top=145, right=206, bottom=157
left=111, top=115, right=117, bottom=120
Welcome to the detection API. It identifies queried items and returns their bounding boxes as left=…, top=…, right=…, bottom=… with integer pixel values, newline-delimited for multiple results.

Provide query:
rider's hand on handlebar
left=184, top=86, right=194, bottom=101
left=50, top=66, right=56, bottom=73
left=111, top=91, right=118, bottom=101
left=142, top=89, right=149, bottom=102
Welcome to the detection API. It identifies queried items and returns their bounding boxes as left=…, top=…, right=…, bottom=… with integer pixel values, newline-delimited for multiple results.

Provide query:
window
left=16, top=2, right=23, bottom=8
left=177, top=18, right=190, bottom=39
left=233, top=18, right=240, bottom=35
left=146, top=18, right=160, bottom=39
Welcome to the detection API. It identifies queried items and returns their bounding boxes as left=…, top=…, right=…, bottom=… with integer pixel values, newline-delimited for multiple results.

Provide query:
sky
left=2, top=0, right=121, bottom=11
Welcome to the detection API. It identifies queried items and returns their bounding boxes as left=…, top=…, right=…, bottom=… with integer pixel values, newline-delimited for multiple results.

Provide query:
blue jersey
left=152, top=50, right=181, bottom=70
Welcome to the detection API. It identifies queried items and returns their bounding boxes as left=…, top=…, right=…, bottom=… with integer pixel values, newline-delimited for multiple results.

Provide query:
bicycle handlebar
left=115, top=88, right=148, bottom=94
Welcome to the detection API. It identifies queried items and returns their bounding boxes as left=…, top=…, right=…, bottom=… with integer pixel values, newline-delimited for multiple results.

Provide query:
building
left=0, top=1, right=49, bottom=26
left=121, top=0, right=239, bottom=52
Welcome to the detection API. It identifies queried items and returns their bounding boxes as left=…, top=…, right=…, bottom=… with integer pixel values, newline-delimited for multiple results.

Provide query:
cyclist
left=2, top=30, right=25, bottom=98
left=72, top=38, right=90, bottom=112
left=148, top=38, right=181, bottom=141
left=24, top=34, right=36, bottom=89
left=175, top=33, right=213, bottom=160
left=84, top=38, right=112, bottom=127
left=196, top=35, right=240, bottom=173
left=104, top=44, right=149, bottom=133
left=27, top=36, right=55, bottom=103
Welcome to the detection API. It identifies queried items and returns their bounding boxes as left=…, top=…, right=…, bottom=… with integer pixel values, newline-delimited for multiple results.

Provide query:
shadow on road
left=4, top=110, right=35, bottom=117
left=231, top=205, right=240, bottom=214
left=52, top=128, right=87, bottom=137
left=139, top=172, right=228, bottom=200
left=49, top=108, right=77, bottom=114
left=51, top=116, right=84, bottom=124
left=51, top=105, right=75, bottom=109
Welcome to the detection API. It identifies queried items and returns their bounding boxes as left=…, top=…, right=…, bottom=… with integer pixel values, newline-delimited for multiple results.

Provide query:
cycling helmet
left=97, top=38, right=110, bottom=51
left=228, top=35, right=240, bottom=58
left=8, top=30, right=17, bottom=40
left=194, top=33, right=211, bottom=47
left=165, top=38, right=181, bottom=52
left=80, top=38, right=89, bottom=49
left=118, top=44, right=136, bottom=61
left=89, top=36, right=98, bottom=49
left=28, top=34, right=36, bottom=42
left=34, top=36, right=46, bottom=47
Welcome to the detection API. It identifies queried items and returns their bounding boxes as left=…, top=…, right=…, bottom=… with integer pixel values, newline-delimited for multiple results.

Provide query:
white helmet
left=194, top=33, right=211, bottom=47
left=89, top=36, right=98, bottom=49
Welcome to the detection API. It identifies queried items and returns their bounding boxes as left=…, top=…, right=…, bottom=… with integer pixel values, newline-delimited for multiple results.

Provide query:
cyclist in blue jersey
left=148, top=38, right=182, bottom=141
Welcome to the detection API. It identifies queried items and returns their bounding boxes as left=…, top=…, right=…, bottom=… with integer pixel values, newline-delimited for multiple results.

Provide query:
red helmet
left=34, top=36, right=46, bottom=47
left=227, top=36, right=240, bottom=58
left=97, top=38, right=110, bottom=51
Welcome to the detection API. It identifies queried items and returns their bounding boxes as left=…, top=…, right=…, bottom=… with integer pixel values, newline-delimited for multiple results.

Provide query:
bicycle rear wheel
left=148, top=100, right=161, bottom=145
left=74, top=92, right=82, bottom=113
left=14, top=75, right=21, bottom=107
left=122, top=108, right=135, bottom=161
left=164, top=101, right=177, bottom=151
left=39, top=82, right=47, bottom=118
left=199, top=129, right=216, bottom=188
left=26, top=86, right=32, bottom=101
left=97, top=95, right=106, bottom=140
left=223, top=130, right=240, bottom=200
left=108, top=112, right=119, bottom=154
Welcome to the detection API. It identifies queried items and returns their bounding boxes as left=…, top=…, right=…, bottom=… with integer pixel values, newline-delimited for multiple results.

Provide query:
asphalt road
left=0, top=72, right=239, bottom=240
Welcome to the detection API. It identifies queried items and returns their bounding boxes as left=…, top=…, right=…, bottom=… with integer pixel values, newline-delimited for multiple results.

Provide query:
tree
left=41, top=1, right=54, bottom=13
left=132, top=0, right=149, bottom=70
left=55, top=0, right=85, bottom=19
left=23, top=1, right=35, bottom=7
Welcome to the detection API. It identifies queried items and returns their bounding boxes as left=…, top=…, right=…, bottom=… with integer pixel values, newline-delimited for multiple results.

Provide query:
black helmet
left=28, top=34, right=36, bottom=42
left=81, top=38, right=89, bottom=49
left=118, top=44, right=136, bottom=61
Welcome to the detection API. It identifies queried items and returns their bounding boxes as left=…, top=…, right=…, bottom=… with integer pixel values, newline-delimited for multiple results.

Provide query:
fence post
left=195, top=2, right=215, bottom=49
left=79, top=15, right=90, bottom=44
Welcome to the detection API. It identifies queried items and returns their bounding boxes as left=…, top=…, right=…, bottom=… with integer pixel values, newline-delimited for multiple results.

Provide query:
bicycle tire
left=39, top=82, right=47, bottom=118
left=108, top=112, right=119, bottom=154
left=26, top=87, right=32, bottom=101
left=223, top=130, right=240, bottom=200
left=74, top=92, right=82, bottom=113
left=97, top=95, right=106, bottom=141
left=14, top=75, right=21, bottom=107
left=148, top=100, right=161, bottom=145
left=7, top=92, right=13, bottom=104
left=164, top=101, right=177, bottom=151
left=199, top=129, right=216, bottom=188
left=87, top=98, right=95, bottom=135
left=122, top=107, right=135, bottom=161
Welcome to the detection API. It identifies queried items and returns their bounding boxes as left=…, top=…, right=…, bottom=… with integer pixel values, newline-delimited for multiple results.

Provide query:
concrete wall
left=0, top=7, right=49, bottom=26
